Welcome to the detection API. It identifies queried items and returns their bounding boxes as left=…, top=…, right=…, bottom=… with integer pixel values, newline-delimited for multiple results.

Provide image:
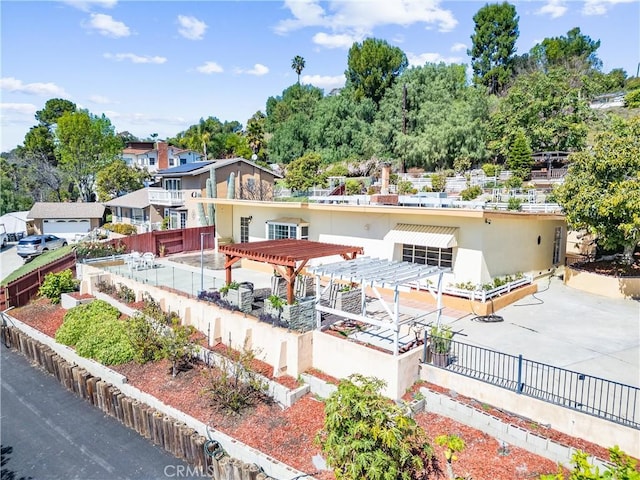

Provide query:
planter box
left=223, top=287, right=253, bottom=313
left=431, top=350, right=450, bottom=368
left=335, top=289, right=362, bottom=314
left=60, top=292, right=94, bottom=310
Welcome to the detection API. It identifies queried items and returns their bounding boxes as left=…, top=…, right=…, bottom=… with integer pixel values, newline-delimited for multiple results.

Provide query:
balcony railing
left=148, top=188, right=185, bottom=206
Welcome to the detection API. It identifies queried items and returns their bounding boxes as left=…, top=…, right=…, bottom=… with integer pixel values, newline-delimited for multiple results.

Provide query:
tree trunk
left=622, top=242, right=636, bottom=265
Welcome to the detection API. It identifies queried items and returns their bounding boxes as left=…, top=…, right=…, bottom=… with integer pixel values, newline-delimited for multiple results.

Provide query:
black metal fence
left=428, top=336, right=639, bottom=430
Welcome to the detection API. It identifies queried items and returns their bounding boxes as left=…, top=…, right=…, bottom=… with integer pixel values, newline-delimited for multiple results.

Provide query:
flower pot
left=431, top=350, right=450, bottom=368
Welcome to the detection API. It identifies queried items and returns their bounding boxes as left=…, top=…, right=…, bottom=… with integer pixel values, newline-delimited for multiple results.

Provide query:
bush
left=430, top=173, right=446, bottom=192
left=75, top=241, right=126, bottom=260
left=125, top=314, right=164, bottom=364
left=102, top=223, right=138, bottom=236
left=541, top=445, right=639, bottom=479
left=201, top=340, right=270, bottom=415
left=624, top=89, right=640, bottom=108
left=55, top=300, right=120, bottom=346
left=344, top=179, right=362, bottom=195
left=38, top=269, right=78, bottom=304
left=508, top=197, right=523, bottom=211
left=481, top=163, right=501, bottom=177
left=460, top=185, right=483, bottom=201
left=75, top=317, right=134, bottom=365
left=397, top=180, right=416, bottom=195
left=116, top=283, right=136, bottom=303
left=505, top=175, right=523, bottom=189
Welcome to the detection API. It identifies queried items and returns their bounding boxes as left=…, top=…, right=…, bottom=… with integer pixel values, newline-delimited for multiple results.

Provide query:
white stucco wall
left=197, top=200, right=565, bottom=284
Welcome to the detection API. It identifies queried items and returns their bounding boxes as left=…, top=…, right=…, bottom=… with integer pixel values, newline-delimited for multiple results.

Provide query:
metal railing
left=443, top=274, right=533, bottom=303
left=431, top=337, right=639, bottom=429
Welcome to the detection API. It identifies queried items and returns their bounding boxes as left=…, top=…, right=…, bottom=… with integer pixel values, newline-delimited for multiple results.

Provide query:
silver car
left=16, top=234, right=68, bottom=260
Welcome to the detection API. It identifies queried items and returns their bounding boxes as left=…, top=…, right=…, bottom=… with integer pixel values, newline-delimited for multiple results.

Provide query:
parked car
left=16, top=234, right=67, bottom=260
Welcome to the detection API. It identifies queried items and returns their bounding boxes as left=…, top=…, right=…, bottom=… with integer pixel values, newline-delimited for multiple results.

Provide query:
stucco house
left=103, top=188, right=163, bottom=233
left=152, top=158, right=281, bottom=230
left=27, top=202, right=105, bottom=241
left=121, top=141, right=203, bottom=173
left=194, top=197, right=566, bottom=286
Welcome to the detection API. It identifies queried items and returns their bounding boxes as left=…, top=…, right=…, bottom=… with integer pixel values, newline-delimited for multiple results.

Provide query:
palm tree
left=291, top=55, right=305, bottom=84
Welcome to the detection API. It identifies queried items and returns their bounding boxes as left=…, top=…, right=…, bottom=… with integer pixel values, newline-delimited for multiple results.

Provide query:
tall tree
left=55, top=111, right=123, bottom=202
left=555, top=117, right=640, bottom=264
left=283, top=152, right=324, bottom=192
left=531, top=27, right=601, bottom=71
left=373, top=63, right=489, bottom=171
left=468, top=2, right=519, bottom=94
left=96, top=159, right=150, bottom=202
left=488, top=66, right=591, bottom=157
left=345, top=38, right=408, bottom=106
left=35, top=98, right=77, bottom=128
left=506, top=129, right=533, bottom=179
left=245, top=111, right=266, bottom=160
left=291, top=55, right=305, bottom=84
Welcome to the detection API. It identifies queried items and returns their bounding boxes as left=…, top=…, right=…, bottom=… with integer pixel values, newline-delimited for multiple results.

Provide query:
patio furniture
left=142, top=252, right=156, bottom=269
left=126, top=251, right=143, bottom=271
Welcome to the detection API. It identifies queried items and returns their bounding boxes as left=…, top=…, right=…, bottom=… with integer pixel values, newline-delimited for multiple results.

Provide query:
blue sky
left=1, top=0, right=639, bottom=152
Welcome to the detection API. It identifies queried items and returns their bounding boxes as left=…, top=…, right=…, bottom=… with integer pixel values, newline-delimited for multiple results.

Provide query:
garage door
left=43, top=219, right=91, bottom=237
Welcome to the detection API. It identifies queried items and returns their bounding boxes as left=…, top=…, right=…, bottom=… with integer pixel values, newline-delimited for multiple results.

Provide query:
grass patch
left=1, top=245, right=75, bottom=286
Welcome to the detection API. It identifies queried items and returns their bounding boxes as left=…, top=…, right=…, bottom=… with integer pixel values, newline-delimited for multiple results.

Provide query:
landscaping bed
left=10, top=297, right=634, bottom=479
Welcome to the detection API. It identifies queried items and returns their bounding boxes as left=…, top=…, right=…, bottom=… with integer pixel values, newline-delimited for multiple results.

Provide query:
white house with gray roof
left=27, top=202, right=105, bottom=241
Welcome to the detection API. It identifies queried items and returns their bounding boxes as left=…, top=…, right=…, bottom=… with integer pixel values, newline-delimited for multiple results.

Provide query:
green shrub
left=505, top=175, right=523, bottom=189
left=345, top=179, right=362, bottom=195
left=507, top=197, right=523, bottom=211
left=102, top=223, right=138, bottom=236
left=430, top=173, right=446, bottom=192
left=481, top=163, right=501, bottom=178
left=116, top=283, right=136, bottom=303
left=624, top=89, right=640, bottom=108
left=541, top=445, right=639, bottom=479
left=75, top=241, right=126, bottom=259
left=125, top=314, right=164, bottom=364
left=397, top=180, right=416, bottom=195
left=38, top=269, right=78, bottom=304
left=55, top=300, right=120, bottom=346
left=75, top=317, right=134, bottom=365
left=460, top=185, right=483, bottom=201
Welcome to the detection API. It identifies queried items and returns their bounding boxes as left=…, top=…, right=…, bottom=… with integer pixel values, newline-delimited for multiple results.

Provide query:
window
left=164, top=179, right=181, bottom=191
left=402, top=244, right=453, bottom=268
left=266, top=221, right=309, bottom=240
left=552, top=226, right=562, bottom=265
left=149, top=157, right=155, bottom=166
left=180, top=157, right=187, bottom=165
left=169, top=158, right=176, bottom=167
left=132, top=208, right=145, bottom=222
left=240, top=217, right=250, bottom=243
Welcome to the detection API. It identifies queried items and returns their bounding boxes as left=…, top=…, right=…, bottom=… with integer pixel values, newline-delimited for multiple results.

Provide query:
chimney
left=381, top=163, right=391, bottom=195
left=157, top=141, right=168, bottom=170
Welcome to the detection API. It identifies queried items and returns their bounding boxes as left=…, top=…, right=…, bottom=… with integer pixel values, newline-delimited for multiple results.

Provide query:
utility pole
left=401, top=83, right=407, bottom=174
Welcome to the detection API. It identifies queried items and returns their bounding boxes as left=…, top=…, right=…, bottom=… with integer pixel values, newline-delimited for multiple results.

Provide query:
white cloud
left=235, top=64, right=269, bottom=76
left=582, top=0, right=635, bottom=15
left=276, top=0, right=458, bottom=41
left=313, top=32, right=360, bottom=49
left=0, top=102, right=38, bottom=116
left=196, top=61, right=224, bottom=74
left=536, top=0, right=568, bottom=18
left=103, top=53, right=167, bottom=64
left=88, top=94, right=113, bottom=104
left=451, top=42, right=467, bottom=53
left=62, top=0, right=117, bottom=12
left=177, top=15, right=208, bottom=40
left=302, top=74, right=345, bottom=91
left=407, top=52, right=463, bottom=67
left=0, top=77, right=68, bottom=97
left=85, top=13, right=130, bottom=37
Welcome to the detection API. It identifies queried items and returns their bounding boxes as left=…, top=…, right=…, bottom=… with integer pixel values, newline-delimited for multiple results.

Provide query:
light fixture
left=485, top=218, right=491, bottom=225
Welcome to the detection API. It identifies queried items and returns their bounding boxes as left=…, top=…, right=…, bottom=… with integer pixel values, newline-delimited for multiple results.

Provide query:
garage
left=43, top=219, right=91, bottom=236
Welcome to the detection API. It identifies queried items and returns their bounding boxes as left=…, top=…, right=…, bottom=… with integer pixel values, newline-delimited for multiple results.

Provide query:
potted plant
left=430, top=323, right=453, bottom=367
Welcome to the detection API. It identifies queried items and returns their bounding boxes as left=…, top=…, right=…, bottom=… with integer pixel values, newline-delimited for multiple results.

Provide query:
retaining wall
left=420, top=363, right=639, bottom=459
left=565, top=266, right=640, bottom=299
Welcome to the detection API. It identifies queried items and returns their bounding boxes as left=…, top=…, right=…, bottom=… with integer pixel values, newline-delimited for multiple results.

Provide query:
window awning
left=384, top=224, right=458, bottom=249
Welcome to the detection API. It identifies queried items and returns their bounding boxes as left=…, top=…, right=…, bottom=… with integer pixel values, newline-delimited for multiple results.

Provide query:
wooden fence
left=0, top=252, right=77, bottom=310
left=106, top=226, right=216, bottom=256
left=2, top=326, right=274, bottom=480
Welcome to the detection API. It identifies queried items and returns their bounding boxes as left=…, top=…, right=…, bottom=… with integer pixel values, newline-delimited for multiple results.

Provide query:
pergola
left=217, top=239, right=364, bottom=304
left=306, top=257, right=449, bottom=356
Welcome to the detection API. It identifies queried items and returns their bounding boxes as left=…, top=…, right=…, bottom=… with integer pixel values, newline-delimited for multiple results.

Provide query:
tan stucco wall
left=565, top=266, right=640, bottom=299
left=312, top=330, right=423, bottom=399
left=197, top=200, right=565, bottom=285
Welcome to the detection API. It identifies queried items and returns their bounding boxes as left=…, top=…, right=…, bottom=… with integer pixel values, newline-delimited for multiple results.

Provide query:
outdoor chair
left=142, top=252, right=155, bottom=269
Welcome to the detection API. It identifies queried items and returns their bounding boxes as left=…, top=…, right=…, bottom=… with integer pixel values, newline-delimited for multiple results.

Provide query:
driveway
left=0, top=242, right=23, bottom=283
left=1, top=345, right=200, bottom=480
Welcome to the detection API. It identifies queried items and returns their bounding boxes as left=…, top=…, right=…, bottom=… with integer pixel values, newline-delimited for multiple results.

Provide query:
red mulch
left=9, top=299, right=636, bottom=479
left=67, top=292, right=95, bottom=300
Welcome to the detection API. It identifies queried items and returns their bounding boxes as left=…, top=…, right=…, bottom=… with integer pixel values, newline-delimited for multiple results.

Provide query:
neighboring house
left=27, top=202, right=105, bottom=241
left=199, top=197, right=566, bottom=285
left=0, top=211, right=29, bottom=240
left=589, top=91, right=625, bottom=109
left=152, top=158, right=281, bottom=230
left=121, top=141, right=203, bottom=173
left=103, top=188, right=163, bottom=233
